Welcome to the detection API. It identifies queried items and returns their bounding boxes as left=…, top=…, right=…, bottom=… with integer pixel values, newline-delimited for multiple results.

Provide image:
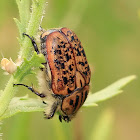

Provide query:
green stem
left=20, top=0, right=47, bottom=59
left=0, top=76, right=17, bottom=116
left=0, top=0, right=46, bottom=117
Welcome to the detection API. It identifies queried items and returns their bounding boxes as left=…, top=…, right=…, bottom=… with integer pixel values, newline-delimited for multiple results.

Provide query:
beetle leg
left=59, top=115, right=62, bottom=122
left=13, top=84, right=46, bottom=98
left=22, top=33, right=40, bottom=54
left=44, top=101, right=58, bottom=119
left=58, top=115, right=70, bottom=123
left=63, top=116, right=70, bottom=122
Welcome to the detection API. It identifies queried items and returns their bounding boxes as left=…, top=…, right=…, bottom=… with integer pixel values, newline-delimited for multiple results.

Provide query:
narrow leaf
left=20, top=0, right=47, bottom=58
left=0, top=96, right=45, bottom=120
left=16, top=0, right=30, bottom=30
left=14, top=18, right=22, bottom=43
left=14, top=52, right=45, bottom=81
left=84, top=75, right=136, bottom=106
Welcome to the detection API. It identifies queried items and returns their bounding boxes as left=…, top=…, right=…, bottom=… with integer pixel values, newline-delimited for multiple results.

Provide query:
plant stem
left=0, top=0, right=47, bottom=117
left=20, top=0, right=47, bottom=59
left=0, top=76, right=17, bottom=116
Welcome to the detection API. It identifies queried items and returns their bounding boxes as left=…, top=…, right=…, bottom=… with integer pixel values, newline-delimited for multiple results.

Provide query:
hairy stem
left=0, top=0, right=46, bottom=117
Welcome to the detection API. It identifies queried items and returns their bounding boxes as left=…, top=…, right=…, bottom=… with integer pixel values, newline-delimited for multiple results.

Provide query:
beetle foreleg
left=23, top=33, right=40, bottom=54
left=59, top=115, right=62, bottom=122
left=13, top=84, right=46, bottom=98
left=44, top=101, right=58, bottom=119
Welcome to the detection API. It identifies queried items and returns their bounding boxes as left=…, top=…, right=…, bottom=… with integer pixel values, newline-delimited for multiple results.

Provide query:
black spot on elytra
left=65, top=48, right=69, bottom=52
left=58, top=45, right=61, bottom=48
left=83, top=71, right=87, bottom=76
left=61, top=41, right=64, bottom=44
left=69, top=99, right=74, bottom=105
left=76, top=48, right=81, bottom=56
left=61, top=63, right=65, bottom=69
left=66, top=53, right=71, bottom=61
left=79, top=44, right=82, bottom=48
left=63, top=43, right=67, bottom=48
left=54, top=59, right=60, bottom=65
left=70, top=76, right=75, bottom=83
left=67, top=48, right=69, bottom=51
left=54, top=50, right=57, bottom=55
left=69, top=65, right=73, bottom=71
left=80, top=80, right=82, bottom=87
left=57, top=37, right=60, bottom=40
left=78, top=62, right=85, bottom=66
left=63, top=77, right=68, bottom=85
left=66, top=70, right=68, bottom=73
left=55, top=64, right=60, bottom=70
left=62, top=45, right=65, bottom=48
left=57, top=50, right=62, bottom=55
left=63, top=71, right=67, bottom=74
left=85, top=66, right=90, bottom=71
left=81, top=49, right=86, bottom=57
left=59, top=56, right=63, bottom=59
left=71, top=36, right=74, bottom=41
left=73, top=95, right=80, bottom=112
left=67, top=30, right=72, bottom=35
left=80, top=92, right=84, bottom=105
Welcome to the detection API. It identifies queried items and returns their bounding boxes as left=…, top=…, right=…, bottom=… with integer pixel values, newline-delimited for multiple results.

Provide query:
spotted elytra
left=14, top=27, right=91, bottom=122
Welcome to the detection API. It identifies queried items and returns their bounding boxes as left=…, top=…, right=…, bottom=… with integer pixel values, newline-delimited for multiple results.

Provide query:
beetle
left=14, top=27, right=91, bottom=122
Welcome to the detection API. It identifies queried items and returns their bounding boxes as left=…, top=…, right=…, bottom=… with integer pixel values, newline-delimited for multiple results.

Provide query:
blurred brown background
left=0, top=0, right=140, bottom=140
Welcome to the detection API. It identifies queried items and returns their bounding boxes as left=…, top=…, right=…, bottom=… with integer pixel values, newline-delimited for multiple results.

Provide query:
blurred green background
left=0, top=0, right=140, bottom=140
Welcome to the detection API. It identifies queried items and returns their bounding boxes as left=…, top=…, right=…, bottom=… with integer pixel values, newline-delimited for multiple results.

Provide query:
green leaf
left=20, top=0, right=47, bottom=58
left=14, top=18, right=22, bottom=43
left=0, top=0, right=47, bottom=118
left=15, top=0, right=30, bottom=44
left=14, top=52, right=45, bottom=81
left=16, top=0, right=30, bottom=25
left=84, top=75, right=136, bottom=106
left=89, top=109, right=114, bottom=140
left=0, top=96, right=45, bottom=120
